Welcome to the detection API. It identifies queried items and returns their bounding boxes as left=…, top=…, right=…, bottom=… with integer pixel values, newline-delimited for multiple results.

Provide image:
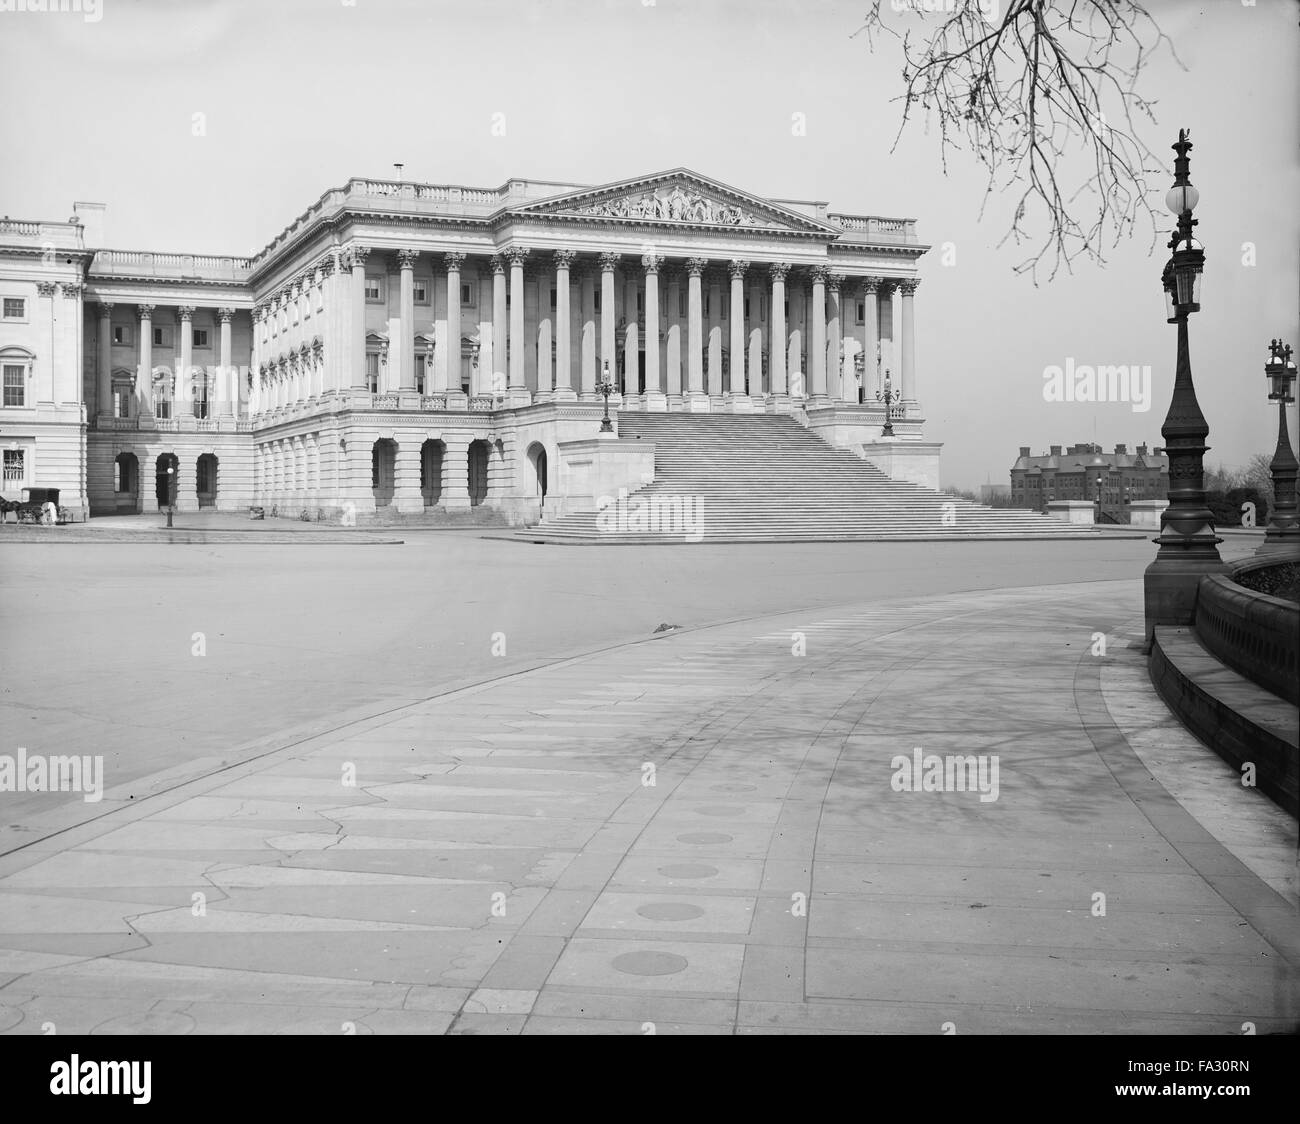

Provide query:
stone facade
left=0, top=169, right=930, bottom=522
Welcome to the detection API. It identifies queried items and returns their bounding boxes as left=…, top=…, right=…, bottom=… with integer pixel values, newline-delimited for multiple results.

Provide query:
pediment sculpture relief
left=570, top=185, right=768, bottom=226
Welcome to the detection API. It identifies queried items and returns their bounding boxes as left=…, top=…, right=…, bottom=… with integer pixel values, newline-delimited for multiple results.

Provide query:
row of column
left=341, top=246, right=919, bottom=406
left=96, top=302, right=239, bottom=417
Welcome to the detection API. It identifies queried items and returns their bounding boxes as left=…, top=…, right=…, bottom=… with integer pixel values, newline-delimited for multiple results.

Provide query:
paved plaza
left=0, top=531, right=1296, bottom=1034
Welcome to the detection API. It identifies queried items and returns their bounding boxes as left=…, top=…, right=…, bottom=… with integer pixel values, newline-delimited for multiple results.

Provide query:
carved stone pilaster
left=36, top=282, right=57, bottom=298
left=60, top=282, right=82, bottom=298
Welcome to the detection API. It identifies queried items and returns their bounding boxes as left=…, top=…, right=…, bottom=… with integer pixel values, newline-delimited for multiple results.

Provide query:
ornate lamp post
left=165, top=462, right=176, bottom=528
left=596, top=360, right=615, bottom=434
left=1143, top=130, right=1228, bottom=640
left=1259, top=339, right=1299, bottom=553
left=876, top=370, right=900, bottom=437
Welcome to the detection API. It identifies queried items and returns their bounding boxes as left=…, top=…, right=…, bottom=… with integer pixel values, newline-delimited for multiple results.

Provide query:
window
left=636, top=292, right=644, bottom=316
left=461, top=282, right=475, bottom=307
left=414, top=279, right=430, bottom=304
left=193, top=380, right=210, bottom=420
left=856, top=301, right=866, bottom=324
left=365, top=352, right=379, bottom=393
left=594, top=291, right=601, bottom=313
left=112, top=324, right=130, bottom=346
left=744, top=297, right=750, bottom=319
left=114, top=386, right=132, bottom=418
left=415, top=354, right=426, bottom=395
left=365, top=277, right=384, bottom=302
left=3, top=364, right=25, bottom=407
left=550, top=288, right=557, bottom=311
left=3, top=449, right=23, bottom=485
left=193, top=328, right=210, bottom=349
left=2, top=297, right=25, bottom=320
left=678, top=291, right=686, bottom=317
left=152, top=326, right=173, bottom=348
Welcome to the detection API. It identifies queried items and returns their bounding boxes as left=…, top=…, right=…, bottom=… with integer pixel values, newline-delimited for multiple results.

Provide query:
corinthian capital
left=685, top=257, right=709, bottom=278
left=598, top=251, right=620, bottom=273
left=36, top=282, right=57, bottom=297
left=489, top=255, right=505, bottom=275
left=138, top=303, right=156, bottom=318
left=809, top=267, right=829, bottom=286
left=397, top=248, right=420, bottom=270
left=60, top=282, right=82, bottom=298
left=503, top=246, right=530, bottom=268
left=349, top=245, right=370, bottom=268
left=444, top=251, right=467, bottom=272
left=728, top=259, right=748, bottom=280
left=217, top=307, right=235, bottom=323
left=178, top=305, right=196, bottom=321
left=769, top=262, right=791, bottom=283
left=898, top=277, right=921, bottom=295
left=98, top=300, right=115, bottom=316
left=641, top=252, right=663, bottom=274
left=861, top=275, right=884, bottom=294
left=553, top=249, right=577, bottom=271
left=827, top=272, right=844, bottom=294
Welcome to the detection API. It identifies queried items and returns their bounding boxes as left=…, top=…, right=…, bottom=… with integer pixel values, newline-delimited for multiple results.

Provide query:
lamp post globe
left=1259, top=339, right=1300, bottom=554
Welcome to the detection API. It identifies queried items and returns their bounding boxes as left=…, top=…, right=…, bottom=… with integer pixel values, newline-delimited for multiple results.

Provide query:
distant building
left=979, top=483, right=1010, bottom=504
left=1011, top=442, right=1168, bottom=524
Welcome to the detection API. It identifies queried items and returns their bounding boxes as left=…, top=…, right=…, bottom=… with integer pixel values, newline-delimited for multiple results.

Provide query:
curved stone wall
left=1195, top=561, right=1299, bottom=706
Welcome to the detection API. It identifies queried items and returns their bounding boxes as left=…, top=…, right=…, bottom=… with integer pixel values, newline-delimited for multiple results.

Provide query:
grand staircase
left=523, top=413, right=1128, bottom=543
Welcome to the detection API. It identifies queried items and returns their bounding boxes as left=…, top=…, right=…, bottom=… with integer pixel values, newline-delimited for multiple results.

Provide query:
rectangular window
left=152, top=326, right=173, bottom=348
left=414, top=279, right=430, bottom=304
left=112, top=324, right=130, bottom=346
left=3, top=448, right=24, bottom=485
left=415, top=354, right=426, bottom=394
left=702, top=293, right=709, bottom=317
left=365, top=277, right=383, bottom=302
left=636, top=293, right=644, bottom=315
left=856, top=301, right=866, bottom=324
left=550, top=288, right=557, bottom=311
left=365, top=352, right=379, bottom=393
left=155, top=397, right=171, bottom=420
left=679, top=291, right=687, bottom=317
left=192, top=328, right=210, bottom=348
left=114, top=386, right=131, bottom=418
left=3, top=364, right=24, bottom=407
left=744, top=297, right=751, bottom=319
left=193, top=381, right=209, bottom=419
left=594, top=291, right=601, bottom=313
left=2, top=297, right=25, bottom=320
left=461, top=282, right=475, bottom=307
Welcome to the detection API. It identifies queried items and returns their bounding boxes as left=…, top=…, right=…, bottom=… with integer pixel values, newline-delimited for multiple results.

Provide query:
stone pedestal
left=1129, top=499, right=1168, bottom=529
left=861, top=439, right=943, bottom=493
left=1046, top=500, right=1096, bottom=524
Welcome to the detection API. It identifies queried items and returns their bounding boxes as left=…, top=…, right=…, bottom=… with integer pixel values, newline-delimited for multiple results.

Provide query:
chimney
left=1136, top=443, right=1148, bottom=456
left=1114, top=444, right=1127, bottom=455
left=73, top=201, right=106, bottom=249
left=1049, top=445, right=1062, bottom=456
left=1019, top=446, right=1030, bottom=457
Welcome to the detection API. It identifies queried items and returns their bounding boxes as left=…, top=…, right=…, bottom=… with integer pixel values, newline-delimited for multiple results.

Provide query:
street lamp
left=1259, top=338, right=1299, bottom=553
left=166, top=462, right=176, bottom=528
left=876, top=370, right=900, bottom=437
left=596, top=361, right=614, bottom=434
left=1143, top=129, right=1227, bottom=640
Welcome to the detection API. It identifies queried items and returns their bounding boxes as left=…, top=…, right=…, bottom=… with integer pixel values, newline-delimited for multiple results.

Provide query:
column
left=178, top=306, right=195, bottom=414
left=350, top=246, right=369, bottom=390
left=748, top=276, right=763, bottom=399
left=533, top=273, right=550, bottom=397
left=861, top=277, right=881, bottom=400
left=825, top=274, right=841, bottom=402
left=665, top=269, right=682, bottom=398
left=899, top=277, right=919, bottom=407
left=217, top=308, right=235, bottom=416
left=728, top=260, right=747, bottom=398
left=809, top=269, right=827, bottom=403
left=707, top=270, right=722, bottom=396
left=506, top=247, right=529, bottom=399
left=769, top=264, right=788, bottom=399
left=580, top=265, right=596, bottom=397
left=138, top=303, right=155, bottom=415
left=642, top=253, right=663, bottom=409
left=686, top=258, right=706, bottom=401
left=491, top=255, right=507, bottom=396
left=622, top=272, right=638, bottom=398
left=397, top=248, right=417, bottom=391
left=441, top=434, right=471, bottom=510
left=553, top=250, right=575, bottom=400
left=97, top=302, right=113, bottom=417
left=599, top=252, right=618, bottom=391
left=443, top=252, right=464, bottom=395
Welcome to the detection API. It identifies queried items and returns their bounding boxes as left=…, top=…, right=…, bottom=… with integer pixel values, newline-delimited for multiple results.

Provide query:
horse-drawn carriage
left=0, top=486, right=68, bottom=525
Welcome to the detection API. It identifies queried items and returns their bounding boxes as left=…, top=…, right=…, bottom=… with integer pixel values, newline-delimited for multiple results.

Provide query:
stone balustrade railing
left=1194, top=562, right=1299, bottom=705
left=91, top=250, right=253, bottom=282
left=826, top=214, right=918, bottom=243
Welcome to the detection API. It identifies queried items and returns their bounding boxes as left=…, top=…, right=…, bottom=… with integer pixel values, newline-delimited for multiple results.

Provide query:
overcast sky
left=2, top=0, right=1296, bottom=489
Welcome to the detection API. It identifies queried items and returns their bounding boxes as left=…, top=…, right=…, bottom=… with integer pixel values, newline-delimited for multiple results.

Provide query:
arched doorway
left=467, top=439, right=489, bottom=507
left=196, top=454, right=218, bottom=508
left=371, top=439, right=396, bottom=507
left=154, top=453, right=178, bottom=509
left=421, top=439, right=444, bottom=507
left=114, top=453, right=139, bottom=513
left=526, top=442, right=548, bottom=508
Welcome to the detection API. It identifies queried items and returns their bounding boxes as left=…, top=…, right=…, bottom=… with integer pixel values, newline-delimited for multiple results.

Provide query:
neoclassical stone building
left=0, top=168, right=930, bottom=522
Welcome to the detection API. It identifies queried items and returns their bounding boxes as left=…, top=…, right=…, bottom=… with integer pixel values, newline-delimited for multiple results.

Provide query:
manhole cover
left=612, top=950, right=690, bottom=976
left=637, top=902, right=705, bottom=922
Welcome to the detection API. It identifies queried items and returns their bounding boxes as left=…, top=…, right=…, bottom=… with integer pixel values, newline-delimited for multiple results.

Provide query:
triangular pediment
left=509, top=169, right=835, bottom=233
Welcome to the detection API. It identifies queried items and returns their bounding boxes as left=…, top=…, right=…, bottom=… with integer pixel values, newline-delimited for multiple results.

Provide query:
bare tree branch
left=853, top=0, right=1183, bottom=282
